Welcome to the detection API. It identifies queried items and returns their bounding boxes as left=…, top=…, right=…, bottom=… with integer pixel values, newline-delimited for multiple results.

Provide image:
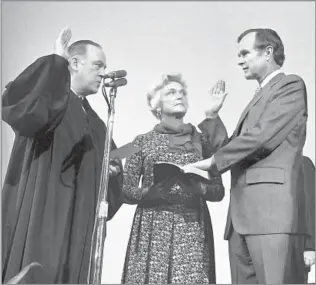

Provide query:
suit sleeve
left=214, top=75, right=307, bottom=173
left=198, top=116, right=230, bottom=152
left=2, top=54, right=70, bottom=137
left=197, top=120, right=227, bottom=202
left=303, top=157, right=315, bottom=250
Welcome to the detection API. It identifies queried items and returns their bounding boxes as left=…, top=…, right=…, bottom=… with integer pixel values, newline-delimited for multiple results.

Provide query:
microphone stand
left=87, top=79, right=119, bottom=284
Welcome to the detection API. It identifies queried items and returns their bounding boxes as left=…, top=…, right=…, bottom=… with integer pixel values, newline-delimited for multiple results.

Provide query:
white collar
left=260, top=69, right=282, bottom=88
left=71, top=88, right=85, bottom=100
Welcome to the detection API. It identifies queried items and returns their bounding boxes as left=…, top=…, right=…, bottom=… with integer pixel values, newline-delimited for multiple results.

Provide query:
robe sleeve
left=2, top=54, right=71, bottom=137
left=107, top=140, right=124, bottom=221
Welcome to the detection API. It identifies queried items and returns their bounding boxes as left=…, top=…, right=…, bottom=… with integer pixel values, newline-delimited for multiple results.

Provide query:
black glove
left=178, top=174, right=204, bottom=195
left=143, top=176, right=178, bottom=201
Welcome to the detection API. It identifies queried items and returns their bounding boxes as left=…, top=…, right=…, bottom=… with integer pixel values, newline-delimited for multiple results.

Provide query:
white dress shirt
left=260, top=69, right=283, bottom=88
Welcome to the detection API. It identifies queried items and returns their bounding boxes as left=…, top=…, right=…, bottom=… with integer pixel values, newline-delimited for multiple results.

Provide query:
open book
left=153, top=161, right=211, bottom=184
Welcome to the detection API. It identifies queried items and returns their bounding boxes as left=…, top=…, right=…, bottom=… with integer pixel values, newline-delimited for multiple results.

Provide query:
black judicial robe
left=2, top=54, right=123, bottom=283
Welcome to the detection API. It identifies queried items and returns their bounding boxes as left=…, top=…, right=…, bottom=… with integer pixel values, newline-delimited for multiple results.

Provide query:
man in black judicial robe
left=2, top=28, right=123, bottom=283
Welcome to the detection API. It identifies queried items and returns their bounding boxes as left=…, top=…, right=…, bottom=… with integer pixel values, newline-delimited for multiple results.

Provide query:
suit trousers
left=228, top=229, right=306, bottom=284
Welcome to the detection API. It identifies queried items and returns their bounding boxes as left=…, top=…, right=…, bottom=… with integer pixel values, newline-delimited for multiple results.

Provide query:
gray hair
left=147, top=73, right=187, bottom=119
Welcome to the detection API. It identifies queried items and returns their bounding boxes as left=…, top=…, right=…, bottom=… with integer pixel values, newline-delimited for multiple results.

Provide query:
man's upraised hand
left=54, top=27, right=72, bottom=60
left=205, top=80, right=228, bottom=118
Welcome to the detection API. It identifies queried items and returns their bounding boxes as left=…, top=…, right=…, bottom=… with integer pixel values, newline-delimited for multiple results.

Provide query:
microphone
left=101, top=70, right=127, bottom=79
left=104, top=78, right=127, bottom=88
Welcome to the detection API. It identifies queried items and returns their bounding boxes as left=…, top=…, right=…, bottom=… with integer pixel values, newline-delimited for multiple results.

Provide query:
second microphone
left=101, top=70, right=127, bottom=79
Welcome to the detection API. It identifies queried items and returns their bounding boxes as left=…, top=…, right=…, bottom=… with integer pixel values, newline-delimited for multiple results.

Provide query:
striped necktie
left=254, top=86, right=262, bottom=97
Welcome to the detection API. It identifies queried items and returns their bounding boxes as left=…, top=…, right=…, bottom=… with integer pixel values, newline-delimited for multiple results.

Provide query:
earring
left=156, top=108, right=162, bottom=118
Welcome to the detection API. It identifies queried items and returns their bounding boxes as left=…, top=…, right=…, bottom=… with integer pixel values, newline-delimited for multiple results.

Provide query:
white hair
left=146, top=73, right=187, bottom=119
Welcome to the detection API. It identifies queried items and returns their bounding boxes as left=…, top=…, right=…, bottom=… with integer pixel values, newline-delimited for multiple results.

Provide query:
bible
left=153, top=161, right=211, bottom=184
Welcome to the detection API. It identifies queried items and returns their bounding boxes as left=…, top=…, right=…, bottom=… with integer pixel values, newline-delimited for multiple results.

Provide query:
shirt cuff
left=205, top=111, right=219, bottom=119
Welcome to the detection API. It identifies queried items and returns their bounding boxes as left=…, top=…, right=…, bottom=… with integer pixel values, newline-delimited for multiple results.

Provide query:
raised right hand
left=54, top=27, right=72, bottom=60
left=205, top=80, right=228, bottom=118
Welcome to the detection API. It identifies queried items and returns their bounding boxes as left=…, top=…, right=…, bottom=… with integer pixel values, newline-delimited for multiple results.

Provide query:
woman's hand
left=178, top=176, right=207, bottom=196
left=143, top=177, right=177, bottom=200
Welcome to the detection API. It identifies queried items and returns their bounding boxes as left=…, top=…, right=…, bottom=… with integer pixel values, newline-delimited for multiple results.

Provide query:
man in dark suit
left=194, top=28, right=308, bottom=283
left=299, top=156, right=315, bottom=283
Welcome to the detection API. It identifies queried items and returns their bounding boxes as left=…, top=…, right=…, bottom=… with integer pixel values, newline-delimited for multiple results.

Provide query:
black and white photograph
left=1, top=1, right=315, bottom=284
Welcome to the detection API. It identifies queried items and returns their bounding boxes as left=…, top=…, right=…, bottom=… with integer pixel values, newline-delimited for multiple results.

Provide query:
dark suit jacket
left=201, top=73, right=308, bottom=238
left=300, top=156, right=315, bottom=250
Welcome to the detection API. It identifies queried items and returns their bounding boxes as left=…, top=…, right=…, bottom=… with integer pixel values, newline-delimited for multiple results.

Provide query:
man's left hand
left=109, top=158, right=121, bottom=177
left=304, top=251, right=315, bottom=267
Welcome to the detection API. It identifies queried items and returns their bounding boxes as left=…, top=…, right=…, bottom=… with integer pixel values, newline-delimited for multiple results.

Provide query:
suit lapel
left=232, top=73, right=285, bottom=137
left=232, top=90, right=263, bottom=137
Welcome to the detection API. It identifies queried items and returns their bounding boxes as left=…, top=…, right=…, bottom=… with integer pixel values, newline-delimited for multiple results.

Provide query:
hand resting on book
left=154, top=161, right=211, bottom=184
left=142, top=176, right=178, bottom=201
left=178, top=176, right=207, bottom=196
